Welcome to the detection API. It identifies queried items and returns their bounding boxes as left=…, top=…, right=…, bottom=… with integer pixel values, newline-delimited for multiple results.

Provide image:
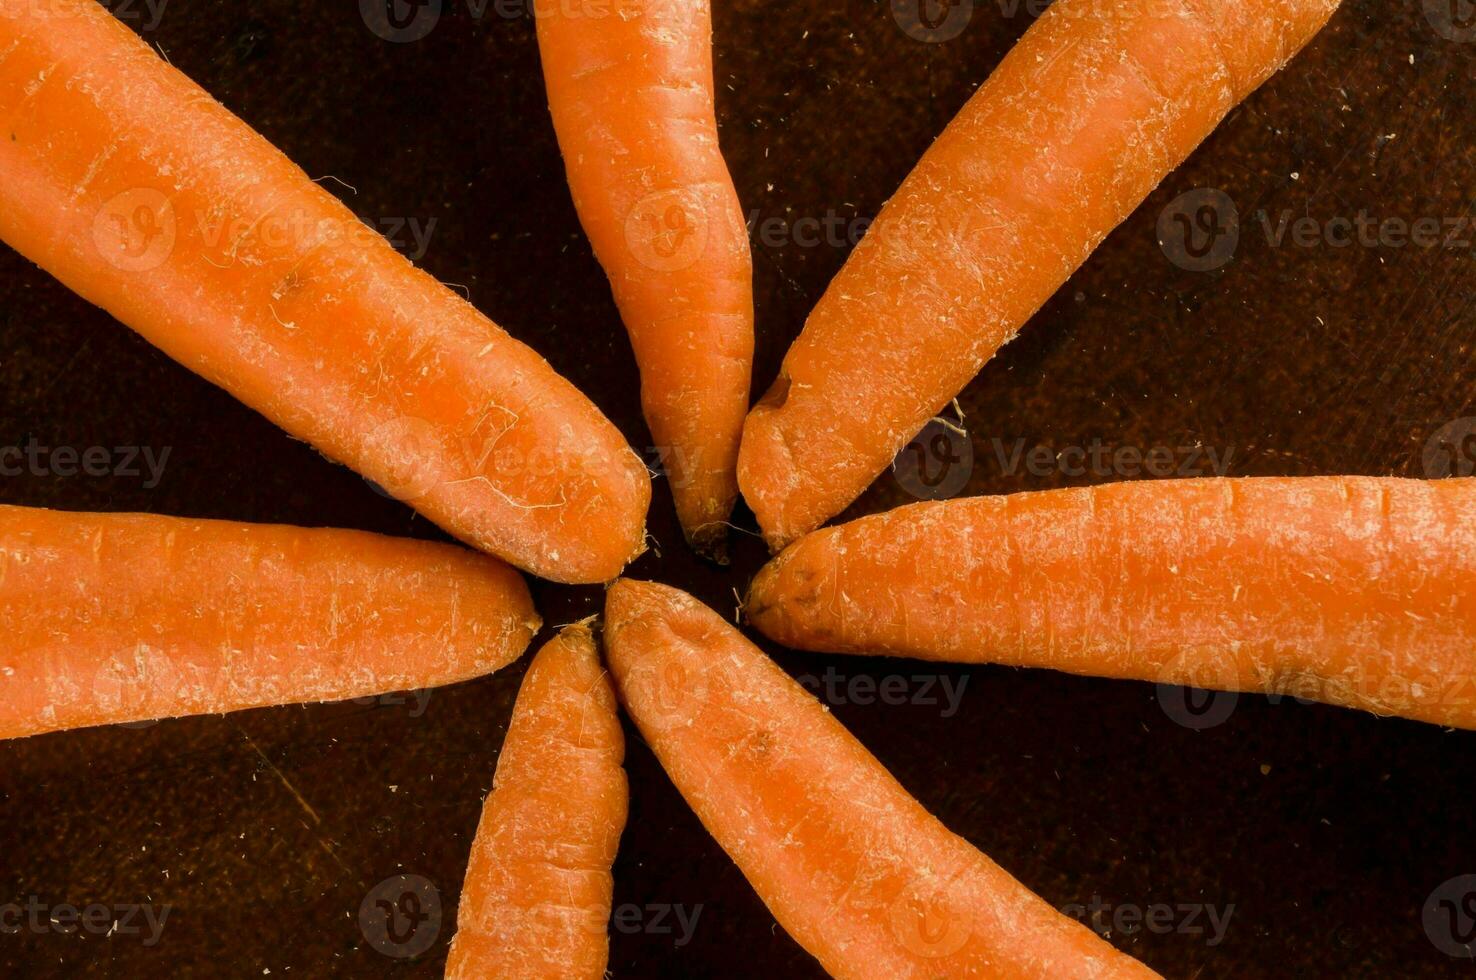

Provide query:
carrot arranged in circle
left=748, top=477, right=1476, bottom=729
left=604, top=579, right=1158, bottom=979
left=738, top=0, right=1343, bottom=548
left=0, top=505, right=539, bottom=740
left=0, top=0, right=650, bottom=584
left=447, top=624, right=627, bottom=980
left=536, top=0, right=753, bottom=559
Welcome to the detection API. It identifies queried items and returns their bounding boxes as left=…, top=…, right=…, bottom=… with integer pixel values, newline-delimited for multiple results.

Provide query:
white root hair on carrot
left=312, top=174, right=359, bottom=196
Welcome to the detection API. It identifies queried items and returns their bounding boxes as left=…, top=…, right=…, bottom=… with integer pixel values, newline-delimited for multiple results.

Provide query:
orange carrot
left=748, top=477, right=1476, bottom=729
left=447, top=624, right=627, bottom=980
left=738, top=0, right=1342, bottom=548
left=604, top=579, right=1158, bottom=979
left=536, top=0, right=753, bottom=559
left=0, top=0, right=650, bottom=584
left=0, top=505, right=538, bottom=739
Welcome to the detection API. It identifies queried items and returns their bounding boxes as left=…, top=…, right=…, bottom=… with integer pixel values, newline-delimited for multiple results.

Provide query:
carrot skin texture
left=446, top=625, right=627, bottom=980
left=0, top=506, right=539, bottom=740
left=737, top=0, right=1343, bottom=547
left=748, top=477, right=1476, bottom=729
left=0, top=0, right=650, bottom=584
left=604, top=580, right=1158, bottom=979
left=536, top=0, right=753, bottom=557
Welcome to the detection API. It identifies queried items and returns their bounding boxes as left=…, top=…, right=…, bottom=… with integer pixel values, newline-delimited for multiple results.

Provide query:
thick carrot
left=738, top=0, right=1342, bottom=548
left=0, top=505, right=538, bottom=739
left=446, top=624, right=627, bottom=980
left=0, top=0, right=650, bottom=584
left=536, top=0, right=753, bottom=559
left=604, top=579, right=1158, bottom=979
left=748, top=477, right=1476, bottom=729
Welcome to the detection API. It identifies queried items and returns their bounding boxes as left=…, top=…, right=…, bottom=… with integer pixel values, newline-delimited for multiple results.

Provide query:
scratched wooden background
left=2, top=0, right=1475, bottom=976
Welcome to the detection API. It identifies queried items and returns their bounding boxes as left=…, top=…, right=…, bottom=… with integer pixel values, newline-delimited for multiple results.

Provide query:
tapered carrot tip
left=0, top=0, right=651, bottom=588
left=536, top=0, right=752, bottom=566
left=0, top=507, right=540, bottom=739
left=602, top=580, right=709, bottom=728
left=743, top=545, right=807, bottom=640
left=745, top=478, right=1476, bottom=729
left=687, top=521, right=730, bottom=566
left=604, top=579, right=1160, bottom=978
left=737, top=390, right=813, bottom=552
left=734, top=0, right=1345, bottom=547
left=446, top=623, right=627, bottom=980
left=743, top=528, right=858, bottom=647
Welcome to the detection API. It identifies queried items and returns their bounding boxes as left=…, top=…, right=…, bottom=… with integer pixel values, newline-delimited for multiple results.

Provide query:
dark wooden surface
left=3, top=1, right=1475, bottom=976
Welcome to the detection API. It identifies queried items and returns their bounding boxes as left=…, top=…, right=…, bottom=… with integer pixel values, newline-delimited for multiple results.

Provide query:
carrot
left=737, top=0, right=1342, bottom=548
left=747, top=477, right=1476, bottom=729
left=0, top=505, right=538, bottom=739
left=0, top=0, right=650, bottom=584
left=446, top=624, right=627, bottom=980
left=536, top=0, right=753, bottom=559
left=604, top=579, right=1159, bottom=979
